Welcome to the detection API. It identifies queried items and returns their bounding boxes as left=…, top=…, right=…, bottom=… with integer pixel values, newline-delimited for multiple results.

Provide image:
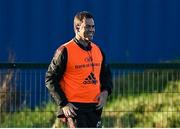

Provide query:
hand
left=96, top=90, right=108, bottom=110
left=67, top=117, right=76, bottom=128
left=62, top=103, right=78, bottom=118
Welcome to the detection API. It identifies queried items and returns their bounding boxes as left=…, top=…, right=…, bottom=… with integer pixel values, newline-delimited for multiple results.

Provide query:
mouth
left=87, top=33, right=94, bottom=37
left=84, top=32, right=94, bottom=40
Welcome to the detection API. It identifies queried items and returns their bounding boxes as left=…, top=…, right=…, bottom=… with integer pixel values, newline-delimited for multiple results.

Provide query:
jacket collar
left=73, top=37, right=92, bottom=51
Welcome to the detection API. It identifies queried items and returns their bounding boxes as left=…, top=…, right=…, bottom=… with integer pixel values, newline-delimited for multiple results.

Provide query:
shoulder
left=55, top=45, right=65, bottom=55
left=91, top=42, right=99, bottom=48
left=54, top=46, right=67, bottom=60
left=54, top=39, right=78, bottom=59
left=63, top=39, right=75, bottom=48
left=91, top=42, right=104, bottom=54
left=91, top=42, right=101, bottom=51
left=54, top=40, right=72, bottom=60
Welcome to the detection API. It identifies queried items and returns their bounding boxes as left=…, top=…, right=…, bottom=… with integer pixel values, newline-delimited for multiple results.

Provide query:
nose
left=89, top=25, right=95, bottom=31
left=89, top=27, right=95, bottom=32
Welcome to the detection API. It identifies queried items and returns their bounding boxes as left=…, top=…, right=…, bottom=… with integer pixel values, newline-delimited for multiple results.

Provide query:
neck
left=75, top=34, right=90, bottom=47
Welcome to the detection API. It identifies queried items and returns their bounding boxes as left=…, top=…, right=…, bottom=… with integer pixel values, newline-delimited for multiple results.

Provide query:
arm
left=100, top=50, right=113, bottom=95
left=96, top=48, right=113, bottom=109
left=46, top=46, right=78, bottom=118
left=45, top=46, right=68, bottom=107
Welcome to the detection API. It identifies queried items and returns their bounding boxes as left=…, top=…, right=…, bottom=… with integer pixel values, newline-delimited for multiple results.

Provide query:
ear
left=76, top=26, right=80, bottom=32
left=76, top=24, right=80, bottom=32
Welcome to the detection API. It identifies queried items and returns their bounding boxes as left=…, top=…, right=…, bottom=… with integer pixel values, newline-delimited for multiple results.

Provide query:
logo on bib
left=83, top=72, right=98, bottom=85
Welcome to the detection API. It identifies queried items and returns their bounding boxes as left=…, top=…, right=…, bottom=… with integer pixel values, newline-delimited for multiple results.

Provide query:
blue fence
left=1, top=0, right=180, bottom=63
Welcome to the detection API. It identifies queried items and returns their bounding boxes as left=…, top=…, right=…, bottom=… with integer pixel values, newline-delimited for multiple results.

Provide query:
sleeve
left=99, top=48, right=113, bottom=95
left=45, top=46, right=68, bottom=107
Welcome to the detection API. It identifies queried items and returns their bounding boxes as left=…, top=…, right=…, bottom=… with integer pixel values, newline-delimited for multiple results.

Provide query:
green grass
left=102, top=80, right=180, bottom=127
left=0, top=102, right=56, bottom=128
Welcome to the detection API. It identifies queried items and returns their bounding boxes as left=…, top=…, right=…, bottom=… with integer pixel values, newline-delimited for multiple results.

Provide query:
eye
left=85, top=25, right=95, bottom=29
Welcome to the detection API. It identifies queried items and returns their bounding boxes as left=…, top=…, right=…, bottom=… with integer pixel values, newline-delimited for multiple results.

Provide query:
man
left=45, top=11, right=112, bottom=128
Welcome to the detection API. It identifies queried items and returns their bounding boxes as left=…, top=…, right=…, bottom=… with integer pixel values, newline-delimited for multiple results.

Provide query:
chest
left=66, top=45, right=102, bottom=73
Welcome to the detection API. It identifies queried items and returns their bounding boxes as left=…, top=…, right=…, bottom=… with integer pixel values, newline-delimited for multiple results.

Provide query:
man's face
left=78, top=18, right=95, bottom=41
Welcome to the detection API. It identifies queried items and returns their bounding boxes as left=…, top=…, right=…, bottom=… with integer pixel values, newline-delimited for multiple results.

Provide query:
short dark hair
left=74, top=11, right=93, bottom=22
left=73, top=11, right=94, bottom=33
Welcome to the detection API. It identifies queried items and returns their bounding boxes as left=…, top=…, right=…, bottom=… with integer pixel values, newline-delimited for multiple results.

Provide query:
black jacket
left=45, top=38, right=113, bottom=117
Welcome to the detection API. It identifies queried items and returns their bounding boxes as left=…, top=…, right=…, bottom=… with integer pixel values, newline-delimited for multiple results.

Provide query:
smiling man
left=45, top=11, right=113, bottom=128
